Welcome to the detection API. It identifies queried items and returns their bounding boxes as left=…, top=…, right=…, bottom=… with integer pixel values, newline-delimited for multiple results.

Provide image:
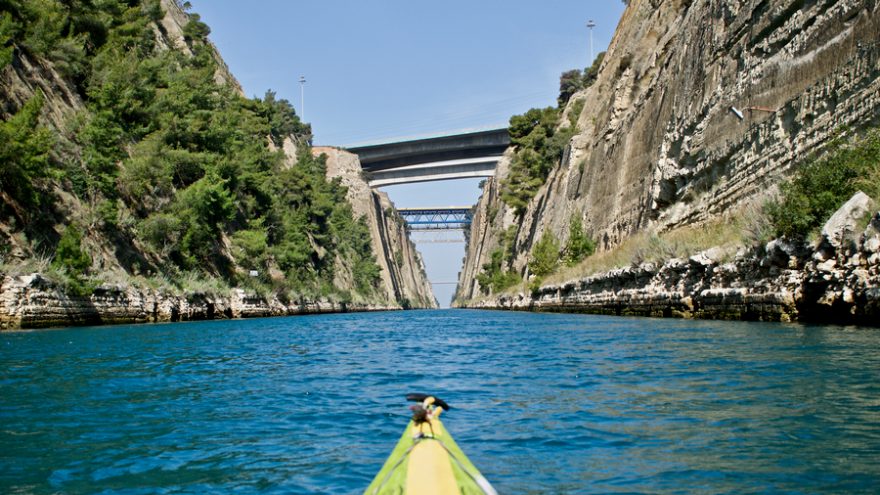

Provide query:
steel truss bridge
left=397, top=207, right=473, bottom=231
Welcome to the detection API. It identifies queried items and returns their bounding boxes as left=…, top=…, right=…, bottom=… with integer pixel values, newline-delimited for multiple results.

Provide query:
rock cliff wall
left=318, top=148, right=437, bottom=309
left=458, top=0, right=880, bottom=307
left=0, top=2, right=434, bottom=330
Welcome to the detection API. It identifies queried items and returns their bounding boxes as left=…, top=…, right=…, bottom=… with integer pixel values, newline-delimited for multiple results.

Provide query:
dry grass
left=0, top=253, right=55, bottom=278
left=460, top=207, right=770, bottom=303
left=177, top=271, right=232, bottom=297
left=540, top=209, right=758, bottom=287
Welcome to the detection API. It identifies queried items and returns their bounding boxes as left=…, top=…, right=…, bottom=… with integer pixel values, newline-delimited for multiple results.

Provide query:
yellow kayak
left=364, top=394, right=498, bottom=495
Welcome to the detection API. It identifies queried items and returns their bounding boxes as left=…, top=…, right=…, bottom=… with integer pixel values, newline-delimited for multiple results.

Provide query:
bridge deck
left=349, top=128, right=510, bottom=171
left=347, top=128, right=509, bottom=187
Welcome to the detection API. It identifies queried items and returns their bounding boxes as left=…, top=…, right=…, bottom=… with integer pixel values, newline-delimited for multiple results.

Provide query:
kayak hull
left=365, top=417, right=496, bottom=495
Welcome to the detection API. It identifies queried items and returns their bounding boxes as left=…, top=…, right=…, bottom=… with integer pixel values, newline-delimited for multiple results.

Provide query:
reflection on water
left=2, top=311, right=879, bottom=494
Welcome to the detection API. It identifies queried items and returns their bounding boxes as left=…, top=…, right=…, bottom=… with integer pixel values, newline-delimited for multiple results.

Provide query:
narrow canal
left=2, top=310, right=879, bottom=494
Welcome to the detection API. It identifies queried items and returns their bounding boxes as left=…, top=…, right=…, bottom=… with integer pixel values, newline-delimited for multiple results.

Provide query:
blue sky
left=189, top=0, right=626, bottom=306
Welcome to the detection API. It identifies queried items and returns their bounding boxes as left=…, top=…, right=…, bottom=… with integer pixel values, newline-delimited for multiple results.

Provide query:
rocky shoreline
left=459, top=203, right=880, bottom=327
left=0, top=274, right=401, bottom=331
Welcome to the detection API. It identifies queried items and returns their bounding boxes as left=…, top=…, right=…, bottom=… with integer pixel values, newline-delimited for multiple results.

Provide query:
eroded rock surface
left=0, top=274, right=397, bottom=330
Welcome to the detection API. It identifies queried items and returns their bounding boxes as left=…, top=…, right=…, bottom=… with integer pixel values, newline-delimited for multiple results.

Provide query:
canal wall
left=460, top=202, right=880, bottom=327
left=316, top=147, right=437, bottom=310
left=0, top=147, right=436, bottom=331
left=0, top=274, right=400, bottom=330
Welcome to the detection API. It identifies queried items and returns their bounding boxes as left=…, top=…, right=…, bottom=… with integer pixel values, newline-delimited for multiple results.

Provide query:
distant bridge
left=398, top=207, right=473, bottom=230
left=348, top=128, right=509, bottom=187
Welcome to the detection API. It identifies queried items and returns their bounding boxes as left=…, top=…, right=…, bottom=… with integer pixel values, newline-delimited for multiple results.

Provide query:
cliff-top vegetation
left=499, top=53, right=603, bottom=217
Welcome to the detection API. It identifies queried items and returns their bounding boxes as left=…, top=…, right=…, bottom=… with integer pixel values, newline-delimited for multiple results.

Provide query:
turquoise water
left=2, top=310, right=879, bottom=494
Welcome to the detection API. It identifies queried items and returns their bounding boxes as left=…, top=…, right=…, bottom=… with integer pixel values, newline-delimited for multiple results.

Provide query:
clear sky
left=189, top=0, right=626, bottom=307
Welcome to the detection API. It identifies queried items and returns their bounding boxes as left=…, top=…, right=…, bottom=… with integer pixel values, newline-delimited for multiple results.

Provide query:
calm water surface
left=2, top=310, right=879, bottom=494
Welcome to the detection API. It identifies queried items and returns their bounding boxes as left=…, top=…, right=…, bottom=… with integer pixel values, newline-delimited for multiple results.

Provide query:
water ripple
left=2, top=311, right=879, bottom=493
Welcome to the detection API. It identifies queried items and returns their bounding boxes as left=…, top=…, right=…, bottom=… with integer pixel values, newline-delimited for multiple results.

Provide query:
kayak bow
left=365, top=395, right=497, bottom=495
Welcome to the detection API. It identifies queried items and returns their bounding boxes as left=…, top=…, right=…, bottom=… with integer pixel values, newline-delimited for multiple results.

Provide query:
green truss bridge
left=397, top=207, right=473, bottom=231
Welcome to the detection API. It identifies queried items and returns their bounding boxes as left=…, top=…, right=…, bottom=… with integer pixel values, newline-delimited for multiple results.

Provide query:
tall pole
left=586, top=20, right=596, bottom=62
left=299, top=75, right=306, bottom=121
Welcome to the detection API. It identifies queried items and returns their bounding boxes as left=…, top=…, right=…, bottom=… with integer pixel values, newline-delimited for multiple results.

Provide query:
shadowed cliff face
left=458, top=0, right=880, bottom=301
left=318, top=148, right=437, bottom=309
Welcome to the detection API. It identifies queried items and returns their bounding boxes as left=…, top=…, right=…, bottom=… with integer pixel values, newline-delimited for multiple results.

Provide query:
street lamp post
left=586, top=20, right=596, bottom=62
left=299, top=75, right=306, bottom=121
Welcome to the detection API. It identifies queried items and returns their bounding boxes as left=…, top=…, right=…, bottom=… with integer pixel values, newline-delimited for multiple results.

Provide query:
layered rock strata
left=0, top=275, right=397, bottom=330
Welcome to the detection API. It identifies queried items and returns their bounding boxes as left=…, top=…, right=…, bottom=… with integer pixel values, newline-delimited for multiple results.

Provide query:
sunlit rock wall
left=458, top=0, right=880, bottom=302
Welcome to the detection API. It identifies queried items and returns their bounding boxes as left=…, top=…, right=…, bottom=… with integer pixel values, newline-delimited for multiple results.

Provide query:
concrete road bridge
left=347, top=128, right=509, bottom=187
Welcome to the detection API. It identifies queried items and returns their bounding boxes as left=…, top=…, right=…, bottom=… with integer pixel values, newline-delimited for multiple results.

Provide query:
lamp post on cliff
left=586, top=20, right=596, bottom=62
left=299, top=75, right=306, bottom=121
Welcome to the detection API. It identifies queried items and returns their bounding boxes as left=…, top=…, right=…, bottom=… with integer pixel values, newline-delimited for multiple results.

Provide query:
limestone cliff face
left=458, top=0, right=880, bottom=302
left=455, top=151, right=514, bottom=301
left=318, top=148, right=437, bottom=309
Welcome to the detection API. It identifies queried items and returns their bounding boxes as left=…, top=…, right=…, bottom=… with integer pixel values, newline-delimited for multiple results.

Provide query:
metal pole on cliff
left=586, top=20, right=596, bottom=62
left=299, top=75, right=306, bottom=121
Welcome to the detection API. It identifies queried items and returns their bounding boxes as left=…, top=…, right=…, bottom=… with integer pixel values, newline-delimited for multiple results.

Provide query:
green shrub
left=54, top=225, right=91, bottom=274
left=501, top=106, right=577, bottom=216
left=475, top=249, right=520, bottom=294
left=1, top=12, right=20, bottom=69
left=139, top=213, right=182, bottom=252
left=557, top=52, right=605, bottom=106
left=182, top=14, right=210, bottom=42
left=231, top=220, right=269, bottom=270
left=558, top=70, right=582, bottom=106
left=767, top=129, right=880, bottom=240
left=0, top=91, right=52, bottom=208
left=563, top=215, right=595, bottom=266
left=118, top=132, right=175, bottom=211
left=582, top=52, right=605, bottom=87
left=528, top=231, right=560, bottom=277
left=97, top=199, right=119, bottom=229
left=259, top=90, right=309, bottom=145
